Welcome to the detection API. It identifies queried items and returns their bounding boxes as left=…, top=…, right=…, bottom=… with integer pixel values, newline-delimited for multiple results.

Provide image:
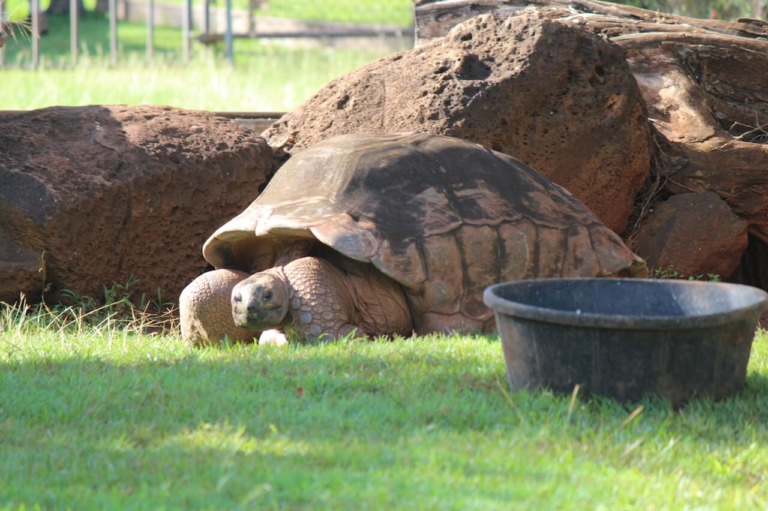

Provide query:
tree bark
left=416, top=0, right=768, bottom=44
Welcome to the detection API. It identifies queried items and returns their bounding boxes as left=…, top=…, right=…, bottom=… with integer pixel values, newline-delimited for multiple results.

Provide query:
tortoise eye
left=263, top=290, right=273, bottom=301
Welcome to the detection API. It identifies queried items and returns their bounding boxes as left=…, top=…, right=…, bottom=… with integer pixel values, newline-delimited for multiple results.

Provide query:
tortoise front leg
left=179, top=269, right=255, bottom=347
left=281, top=257, right=361, bottom=342
left=259, top=329, right=289, bottom=346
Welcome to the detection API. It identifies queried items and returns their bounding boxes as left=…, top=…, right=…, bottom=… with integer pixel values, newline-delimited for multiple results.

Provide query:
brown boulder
left=415, top=0, right=768, bottom=289
left=263, top=12, right=652, bottom=233
left=632, top=192, right=748, bottom=278
left=0, top=105, right=273, bottom=304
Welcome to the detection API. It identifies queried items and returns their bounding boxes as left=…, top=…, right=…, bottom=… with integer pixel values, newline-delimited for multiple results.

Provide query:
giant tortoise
left=179, top=132, right=646, bottom=345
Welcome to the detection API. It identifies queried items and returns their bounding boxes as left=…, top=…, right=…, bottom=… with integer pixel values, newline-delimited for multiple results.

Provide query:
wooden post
left=203, top=0, right=210, bottom=37
left=182, top=0, right=191, bottom=62
left=31, top=0, right=40, bottom=69
left=147, top=0, right=154, bottom=62
left=70, top=0, right=78, bottom=64
left=109, top=0, right=117, bottom=65
left=225, top=0, right=233, bottom=63
left=752, top=0, right=764, bottom=17
left=0, top=0, right=6, bottom=66
left=247, top=0, right=256, bottom=36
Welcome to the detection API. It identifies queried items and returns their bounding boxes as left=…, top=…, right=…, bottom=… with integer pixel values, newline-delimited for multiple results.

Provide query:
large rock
left=633, top=192, right=748, bottom=277
left=263, top=12, right=652, bottom=233
left=414, top=0, right=768, bottom=288
left=0, top=105, right=273, bottom=304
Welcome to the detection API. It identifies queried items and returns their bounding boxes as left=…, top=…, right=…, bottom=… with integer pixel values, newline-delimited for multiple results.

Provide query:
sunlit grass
left=0, top=13, right=410, bottom=111
left=0, top=47, right=393, bottom=111
left=2, top=299, right=768, bottom=509
left=2, top=0, right=414, bottom=26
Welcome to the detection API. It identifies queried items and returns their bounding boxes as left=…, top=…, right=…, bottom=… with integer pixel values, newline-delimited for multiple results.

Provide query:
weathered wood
left=415, top=0, right=768, bottom=44
left=214, top=111, right=285, bottom=132
left=197, top=26, right=412, bottom=44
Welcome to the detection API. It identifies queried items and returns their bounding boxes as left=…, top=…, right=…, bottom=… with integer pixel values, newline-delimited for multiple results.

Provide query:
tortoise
left=179, top=132, right=646, bottom=346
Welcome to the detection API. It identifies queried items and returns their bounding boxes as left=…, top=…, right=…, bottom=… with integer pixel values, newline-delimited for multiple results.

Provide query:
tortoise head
left=231, top=270, right=289, bottom=330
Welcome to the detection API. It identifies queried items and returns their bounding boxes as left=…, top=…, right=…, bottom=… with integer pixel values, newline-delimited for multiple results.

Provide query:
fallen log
left=415, top=0, right=768, bottom=44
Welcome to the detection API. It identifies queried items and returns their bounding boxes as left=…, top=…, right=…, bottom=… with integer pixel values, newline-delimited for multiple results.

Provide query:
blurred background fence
left=0, top=0, right=414, bottom=67
left=0, top=0, right=763, bottom=111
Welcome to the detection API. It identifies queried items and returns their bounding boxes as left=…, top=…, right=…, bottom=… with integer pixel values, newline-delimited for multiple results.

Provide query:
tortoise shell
left=203, top=132, right=646, bottom=334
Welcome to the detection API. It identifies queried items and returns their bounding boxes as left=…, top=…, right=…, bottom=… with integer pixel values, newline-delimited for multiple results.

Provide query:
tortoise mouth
left=232, top=302, right=286, bottom=330
left=232, top=300, right=288, bottom=330
left=231, top=275, right=289, bottom=329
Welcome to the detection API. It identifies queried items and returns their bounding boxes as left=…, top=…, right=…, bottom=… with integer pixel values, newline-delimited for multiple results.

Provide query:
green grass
left=252, top=0, right=413, bottom=26
left=0, top=13, right=409, bottom=111
left=0, top=46, right=391, bottom=111
left=2, top=0, right=413, bottom=26
left=2, top=301, right=768, bottom=509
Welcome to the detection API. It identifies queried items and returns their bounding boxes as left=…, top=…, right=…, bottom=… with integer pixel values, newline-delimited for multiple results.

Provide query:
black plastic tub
left=483, top=278, right=768, bottom=405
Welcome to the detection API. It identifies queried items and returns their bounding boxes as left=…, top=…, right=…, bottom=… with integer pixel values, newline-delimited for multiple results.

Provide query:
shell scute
left=456, top=223, right=501, bottom=321
left=497, top=219, right=535, bottom=282
left=374, top=236, right=427, bottom=289
left=561, top=223, right=603, bottom=277
left=310, top=214, right=380, bottom=262
left=419, top=232, right=463, bottom=314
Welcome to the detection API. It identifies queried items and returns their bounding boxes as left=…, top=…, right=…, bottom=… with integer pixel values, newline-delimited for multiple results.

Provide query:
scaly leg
left=179, top=269, right=255, bottom=347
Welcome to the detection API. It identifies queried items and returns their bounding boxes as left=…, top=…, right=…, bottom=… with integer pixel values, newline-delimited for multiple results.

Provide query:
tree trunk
left=95, top=0, right=109, bottom=14
left=46, top=0, right=85, bottom=15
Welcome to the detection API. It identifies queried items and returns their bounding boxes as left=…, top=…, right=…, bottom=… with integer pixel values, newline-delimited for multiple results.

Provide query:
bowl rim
left=483, top=278, right=768, bottom=330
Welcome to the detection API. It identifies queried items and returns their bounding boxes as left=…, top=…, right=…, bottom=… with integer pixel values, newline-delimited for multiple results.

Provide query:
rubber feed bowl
left=484, top=279, right=768, bottom=405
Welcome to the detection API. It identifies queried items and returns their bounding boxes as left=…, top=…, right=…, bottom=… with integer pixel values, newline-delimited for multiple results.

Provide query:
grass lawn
left=2, top=0, right=413, bottom=26
left=0, top=43, right=396, bottom=111
left=1, top=301, right=768, bottom=509
left=1, top=10, right=411, bottom=111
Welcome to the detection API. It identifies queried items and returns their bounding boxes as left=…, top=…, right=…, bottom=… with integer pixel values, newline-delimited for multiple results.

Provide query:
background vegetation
left=2, top=0, right=414, bottom=25
left=2, top=0, right=763, bottom=111
left=0, top=0, right=412, bottom=111
left=1, top=16, right=395, bottom=111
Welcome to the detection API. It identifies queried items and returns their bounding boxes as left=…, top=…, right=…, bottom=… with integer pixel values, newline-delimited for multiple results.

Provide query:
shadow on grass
left=0, top=338, right=524, bottom=507
left=1, top=339, right=510, bottom=439
left=3, top=337, right=768, bottom=508
left=2, top=338, right=768, bottom=440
